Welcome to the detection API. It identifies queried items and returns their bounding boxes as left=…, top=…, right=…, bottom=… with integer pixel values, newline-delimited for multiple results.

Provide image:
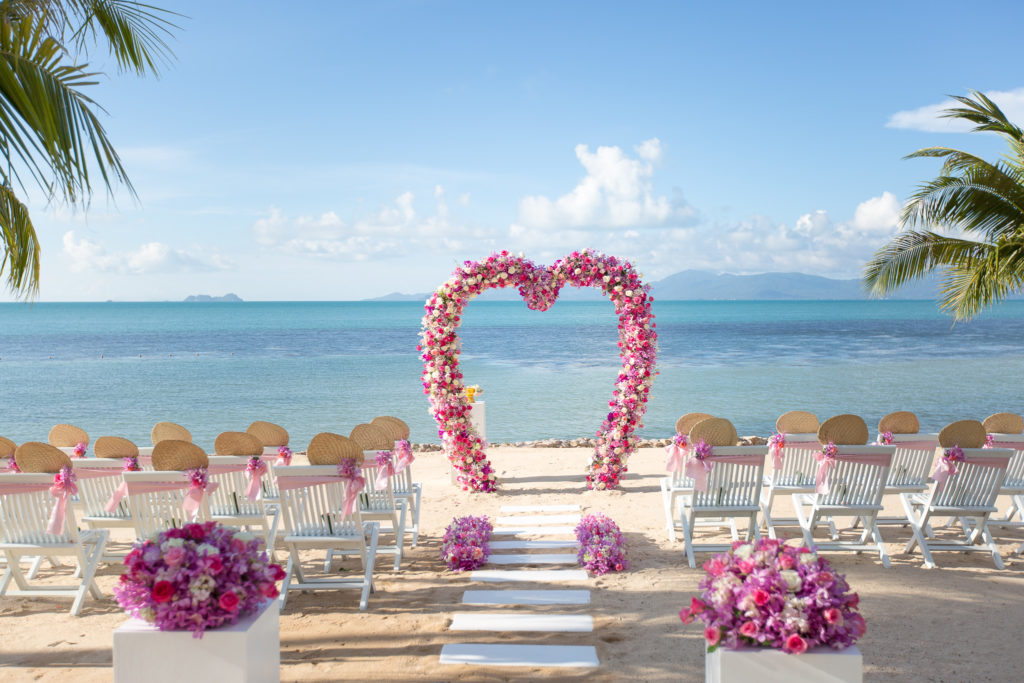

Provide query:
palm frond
left=0, top=181, right=39, bottom=296
left=901, top=172, right=1024, bottom=240
left=941, top=90, right=1024, bottom=143
left=72, top=1, right=181, bottom=76
left=863, top=230, right=990, bottom=296
left=0, top=13, right=133, bottom=203
left=939, top=239, right=1024, bottom=319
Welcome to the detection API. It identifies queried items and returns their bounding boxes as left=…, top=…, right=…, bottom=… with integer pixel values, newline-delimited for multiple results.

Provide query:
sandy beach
left=3, top=444, right=1024, bottom=682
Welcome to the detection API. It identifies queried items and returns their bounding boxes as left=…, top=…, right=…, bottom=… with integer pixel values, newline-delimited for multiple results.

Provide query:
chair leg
left=978, top=523, right=1004, bottom=570
left=393, top=504, right=407, bottom=572
left=360, top=524, right=379, bottom=610
left=412, top=485, right=422, bottom=547
left=790, top=495, right=814, bottom=548
left=867, top=517, right=890, bottom=568
left=760, top=491, right=778, bottom=539
left=680, top=510, right=696, bottom=569
left=279, top=554, right=294, bottom=611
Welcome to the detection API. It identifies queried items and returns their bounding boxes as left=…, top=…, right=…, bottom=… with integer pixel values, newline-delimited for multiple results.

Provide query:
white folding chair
left=678, top=446, right=766, bottom=568
left=206, top=458, right=280, bottom=557
left=901, top=448, right=1013, bottom=568
left=0, top=473, right=109, bottom=615
left=791, top=446, right=895, bottom=567
left=123, top=471, right=214, bottom=540
left=758, top=433, right=835, bottom=539
left=363, top=449, right=421, bottom=547
left=276, top=466, right=379, bottom=611
left=326, top=463, right=407, bottom=572
left=871, top=433, right=939, bottom=527
left=982, top=434, right=1024, bottom=529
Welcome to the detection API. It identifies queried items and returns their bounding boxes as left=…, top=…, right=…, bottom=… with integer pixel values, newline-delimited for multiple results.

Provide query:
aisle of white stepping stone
left=439, top=504, right=601, bottom=669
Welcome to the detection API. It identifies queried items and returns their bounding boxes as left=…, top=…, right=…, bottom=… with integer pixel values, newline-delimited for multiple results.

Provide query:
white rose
left=733, top=543, right=754, bottom=560
left=780, top=569, right=802, bottom=592
left=798, top=552, right=818, bottom=565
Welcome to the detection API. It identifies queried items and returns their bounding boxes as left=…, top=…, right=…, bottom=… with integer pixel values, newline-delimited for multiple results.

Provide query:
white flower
left=780, top=569, right=802, bottom=592
left=161, top=538, right=185, bottom=551
left=798, top=552, right=818, bottom=565
left=195, top=543, right=220, bottom=556
left=733, top=543, right=754, bottom=560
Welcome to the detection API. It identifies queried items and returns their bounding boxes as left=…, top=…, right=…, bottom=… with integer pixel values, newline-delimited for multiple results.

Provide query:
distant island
left=183, top=293, right=244, bottom=302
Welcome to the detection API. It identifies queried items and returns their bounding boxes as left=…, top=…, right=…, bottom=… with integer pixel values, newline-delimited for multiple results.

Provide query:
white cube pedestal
left=706, top=645, right=861, bottom=683
left=450, top=401, right=488, bottom=486
left=113, top=601, right=280, bottom=683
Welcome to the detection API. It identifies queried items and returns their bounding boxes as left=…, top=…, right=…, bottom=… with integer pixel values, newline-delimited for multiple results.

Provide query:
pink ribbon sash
left=686, top=452, right=764, bottom=492
left=375, top=461, right=395, bottom=489
left=932, top=454, right=1009, bottom=492
left=393, top=441, right=414, bottom=473
left=0, top=479, right=81, bottom=535
left=815, top=451, right=892, bottom=495
left=123, top=479, right=220, bottom=521
left=768, top=442, right=784, bottom=471
left=341, top=474, right=366, bottom=516
left=244, top=460, right=268, bottom=501
left=665, top=443, right=688, bottom=473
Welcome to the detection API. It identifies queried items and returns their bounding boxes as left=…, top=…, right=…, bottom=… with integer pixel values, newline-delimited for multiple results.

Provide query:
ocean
left=1, top=297, right=1023, bottom=449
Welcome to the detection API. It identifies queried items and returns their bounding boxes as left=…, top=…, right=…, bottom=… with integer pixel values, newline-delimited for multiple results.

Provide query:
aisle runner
left=440, top=505, right=600, bottom=669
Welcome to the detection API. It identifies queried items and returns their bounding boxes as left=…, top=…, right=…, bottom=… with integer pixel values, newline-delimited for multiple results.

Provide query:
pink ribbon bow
left=276, top=446, right=293, bottom=466
left=46, top=467, right=78, bottom=535
left=72, top=442, right=87, bottom=458
left=375, top=451, right=396, bottom=489
left=665, top=433, right=688, bottom=473
left=393, top=440, right=414, bottom=473
left=768, top=433, right=786, bottom=470
left=814, top=443, right=838, bottom=495
left=338, top=459, right=365, bottom=517
left=245, top=457, right=268, bottom=501
left=984, top=434, right=994, bottom=449
left=684, top=440, right=715, bottom=492
left=182, top=468, right=210, bottom=520
left=931, top=445, right=964, bottom=492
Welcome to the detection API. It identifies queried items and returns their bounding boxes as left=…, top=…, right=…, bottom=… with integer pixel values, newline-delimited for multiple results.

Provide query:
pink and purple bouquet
left=122, top=456, right=141, bottom=472
left=276, top=446, right=293, bottom=465
left=115, top=521, right=285, bottom=638
left=877, top=431, right=894, bottom=445
left=680, top=539, right=865, bottom=654
left=575, top=513, right=628, bottom=575
left=440, top=515, right=493, bottom=571
left=73, top=442, right=87, bottom=457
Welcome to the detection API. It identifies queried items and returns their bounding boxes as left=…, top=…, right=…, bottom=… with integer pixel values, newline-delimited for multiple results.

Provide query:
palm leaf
left=72, top=1, right=181, bottom=76
left=863, top=230, right=989, bottom=296
left=0, top=181, right=39, bottom=296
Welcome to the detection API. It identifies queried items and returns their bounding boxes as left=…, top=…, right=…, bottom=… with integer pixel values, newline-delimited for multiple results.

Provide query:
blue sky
left=13, top=0, right=1024, bottom=301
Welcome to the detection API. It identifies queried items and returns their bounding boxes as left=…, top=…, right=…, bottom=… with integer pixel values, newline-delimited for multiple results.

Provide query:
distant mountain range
left=184, top=293, right=244, bottom=302
left=366, top=270, right=952, bottom=302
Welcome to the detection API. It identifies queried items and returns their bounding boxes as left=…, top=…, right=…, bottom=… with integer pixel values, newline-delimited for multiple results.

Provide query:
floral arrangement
left=73, top=442, right=87, bottom=457
left=813, top=442, right=839, bottom=494
left=984, top=434, right=995, bottom=449
left=931, top=444, right=965, bottom=491
left=575, top=513, right=628, bottom=575
left=768, top=432, right=786, bottom=469
left=276, top=446, right=293, bottom=466
left=4, top=456, right=20, bottom=472
left=440, top=515, right=493, bottom=571
left=123, top=456, right=141, bottom=472
left=115, top=521, right=285, bottom=638
left=679, top=539, right=865, bottom=654
left=46, top=465, right=77, bottom=534
left=877, top=431, right=893, bottom=445
left=244, top=456, right=267, bottom=500
left=665, top=432, right=689, bottom=472
left=419, top=249, right=658, bottom=492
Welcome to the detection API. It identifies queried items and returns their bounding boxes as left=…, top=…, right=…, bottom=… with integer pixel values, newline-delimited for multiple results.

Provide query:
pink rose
left=703, top=558, right=726, bottom=577
left=690, top=597, right=706, bottom=613
left=151, top=580, right=175, bottom=603
left=785, top=634, right=808, bottom=654
left=679, top=608, right=693, bottom=624
left=823, top=608, right=843, bottom=625
left=847, top=592, right=860, bottom=608
left=817, top=571, right=834, bottom=586
left=737, top=559, right=756, bottom=575
left=752, top=588, right=770, bottom=606
left=704, top=626, right=721, bottom=647
left=260, top=582, right=280, bottom=599
left=163, top=546, right=186, bottom=567
left=739, top=621, right=758, bottom=638
left=218, top=591, right=240, bottom=611
left=778, top=553, right=796, bottom=570
left=847, top=613, right=867, bottom=637
left=207, top=555, right=224, bottom=575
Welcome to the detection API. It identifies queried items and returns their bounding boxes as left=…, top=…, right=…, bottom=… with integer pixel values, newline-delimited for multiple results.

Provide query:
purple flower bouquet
left=440, top=515, right=493, bottom=571
left=575, top=513, right=628, bottom=575
left=680, top=539, right=865, bottom=654
left=114, top=522, right=285, bottom=638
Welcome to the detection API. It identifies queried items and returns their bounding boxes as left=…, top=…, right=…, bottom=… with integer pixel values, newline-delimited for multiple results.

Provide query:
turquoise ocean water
left=1, top=297, right=1023, bottom=448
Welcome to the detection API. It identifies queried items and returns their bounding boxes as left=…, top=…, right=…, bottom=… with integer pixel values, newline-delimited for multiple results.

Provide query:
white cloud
left=886, top=87, right=1024, bottom=132
left=516, top=138, right=693, bottom=229
left=252, top=187, right=492, bottom=260
left=61, top=231, right=232, bottom=274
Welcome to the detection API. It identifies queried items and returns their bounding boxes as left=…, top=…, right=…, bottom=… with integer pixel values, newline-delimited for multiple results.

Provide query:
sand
left=3, top=446, right=1024, bottom=682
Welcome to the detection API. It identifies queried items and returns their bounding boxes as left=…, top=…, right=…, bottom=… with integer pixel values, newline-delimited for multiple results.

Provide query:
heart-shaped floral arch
left=419, top=249, right=658, bottom=492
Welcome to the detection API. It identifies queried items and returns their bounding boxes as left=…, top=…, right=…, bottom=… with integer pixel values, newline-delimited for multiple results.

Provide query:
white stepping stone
left=490, top=540, right=580, bottom=550
left=499, top=504, right=580, bottom=512
left=471, top=569, right=589, bottom=583
left=440, top=643, right=599, bottom=668
left=462, top=589, right=591, bottom=606
left=495, top=514, right=581, bottom=525
left=491, top=526, right=576, bottom=535
left=451, top=612, right=593, bottom=632
left=487, top=553, right=577, bottom=565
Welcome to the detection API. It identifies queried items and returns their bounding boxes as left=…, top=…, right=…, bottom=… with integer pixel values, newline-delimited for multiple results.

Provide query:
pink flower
left=703, top=557, right=726, bottom=577
left=739, top=621, right=758, bottom=638
left=847, top=613, right=867, bottom=637
left=218, top=591, right=240, bottom=611
left=847, top=593, right=859, bottom=608
left=704, top=626, right=721, bottom=647
left=259, top=582, right=280, bottom=599
left=752, top=588, right=770, bottom=606
left=151, top=580, right=174, bottom=603
left=823, top=608, right=843, bottom=625
left=679, top=608, right=693, bottom=624
left=163, top=546, right=186, bottom=567
left=778, top=553, right=796, bottom=570
left=785, top=634, right=808, bottom=654
left=818, top=571, right=834, bottom=586
left=737, top=559, right=756, bottom=575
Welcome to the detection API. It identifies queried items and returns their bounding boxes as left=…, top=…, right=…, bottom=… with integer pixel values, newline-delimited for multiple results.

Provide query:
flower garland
left=419, top=249, right=658, bottom=492
left=575, top=513, right=628, bottom=575
left=440, top=515, right=493, bottom=571
left=114, top=521, right=285, bottom=638
left=680, top=539, right=865, bottom=654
